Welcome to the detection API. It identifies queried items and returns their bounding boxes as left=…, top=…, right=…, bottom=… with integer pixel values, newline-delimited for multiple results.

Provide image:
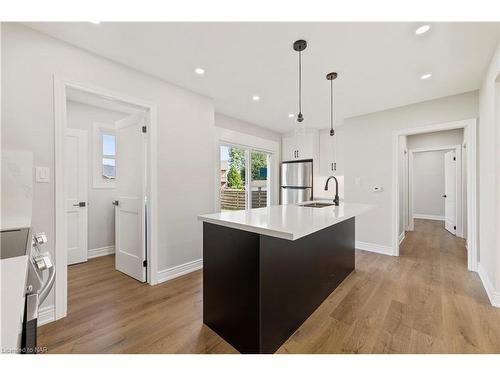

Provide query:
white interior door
left=444, top=150, right=457, bottom=235
left=114, top=113, right=147, bottom=282
left=65, top=128, right=88, bottom=265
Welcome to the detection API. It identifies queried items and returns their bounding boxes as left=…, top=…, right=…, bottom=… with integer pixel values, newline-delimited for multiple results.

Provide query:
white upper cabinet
left=282, top=134, right=298, bottom=161
left=318, top=129, right=343, bottom=176
left=319, top=129, right=336, bottom=176
left=282, top=131, right=317, bottom=162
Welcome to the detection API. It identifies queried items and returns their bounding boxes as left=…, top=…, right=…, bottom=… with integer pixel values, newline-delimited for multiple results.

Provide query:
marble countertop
left=198, top=201, right=374, bottom=240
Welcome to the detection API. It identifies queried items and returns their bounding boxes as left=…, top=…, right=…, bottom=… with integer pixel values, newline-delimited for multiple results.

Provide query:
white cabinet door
left=65, top=128, right=88, bottom=265
left=282, top=131, right=317, bottom=162
left=282, top=135, right=298, bottom=161
left=319, top=131, right=335, bottom=176
left=296, top=132, right=314, bottom=160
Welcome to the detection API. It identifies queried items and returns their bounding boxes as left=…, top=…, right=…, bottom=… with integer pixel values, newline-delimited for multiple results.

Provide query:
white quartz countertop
left=198, top=202, right=375, bottom=241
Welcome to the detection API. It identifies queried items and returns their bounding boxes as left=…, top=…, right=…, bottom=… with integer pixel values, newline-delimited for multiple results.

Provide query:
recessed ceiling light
left=194, top=68, right=205, bottom=75
left=288, top=113, right=294, bottom=118
left=89, top=21, right=101, bottom=25
left=420, top=73, right=432, bottom=80
left=415, top=24, right=431, bottom=35
left=252, top=95, right=260, bottom=101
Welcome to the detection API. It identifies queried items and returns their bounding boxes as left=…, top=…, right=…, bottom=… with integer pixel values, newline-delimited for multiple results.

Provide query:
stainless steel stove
left=1, top=227, right=54, bottom=354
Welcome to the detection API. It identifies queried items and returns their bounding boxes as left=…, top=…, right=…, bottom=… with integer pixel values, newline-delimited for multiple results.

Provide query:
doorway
left=54, top=77, right=158, bottom=320
left=65, top=96, right=148, bottom=281
left=392, top=119, right=477, bottom=271
left=408, top=145, right=463, bottom=236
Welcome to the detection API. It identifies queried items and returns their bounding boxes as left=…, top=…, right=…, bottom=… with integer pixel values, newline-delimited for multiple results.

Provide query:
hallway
left=38, top=219, right=500, bottom=353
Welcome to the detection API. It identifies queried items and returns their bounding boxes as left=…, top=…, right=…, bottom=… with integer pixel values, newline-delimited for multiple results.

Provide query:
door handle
left=73, top=202, right=86, bottom=207
left=112, top=200, right=119, bottom=206
left=442, top=194, right=447, bottom=198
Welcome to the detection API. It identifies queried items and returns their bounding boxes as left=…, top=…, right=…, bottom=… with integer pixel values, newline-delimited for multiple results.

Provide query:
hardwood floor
left=39, top=219, right=500, bottom=353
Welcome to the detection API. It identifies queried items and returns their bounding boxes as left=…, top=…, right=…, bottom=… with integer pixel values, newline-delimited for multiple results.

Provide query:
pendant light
left=326, top=72, right=338, bottom=136
left=327, top=72, right=338, bottom=172
left=293, top=40, right=307, bottom=123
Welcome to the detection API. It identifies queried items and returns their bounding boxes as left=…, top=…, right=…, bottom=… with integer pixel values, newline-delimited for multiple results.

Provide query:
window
left=219, top=144, right=271, bottom=211
left=250, top=150, right=269, bottom=208
left=101, top=134, right=116, bottom=179
left=220, top=145, right=247, bottom=211
left=93, top=123, right=116, bottom=188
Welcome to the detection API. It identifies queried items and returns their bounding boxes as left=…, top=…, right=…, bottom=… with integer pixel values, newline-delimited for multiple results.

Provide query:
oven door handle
left=38, top=266, right=55, bottom=305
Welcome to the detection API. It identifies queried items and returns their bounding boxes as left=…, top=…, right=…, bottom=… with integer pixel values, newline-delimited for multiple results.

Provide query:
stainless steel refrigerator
left=281, top=160, right=313, bottom=204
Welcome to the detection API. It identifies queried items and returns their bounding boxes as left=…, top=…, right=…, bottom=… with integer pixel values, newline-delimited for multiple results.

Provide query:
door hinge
left=143, top=260, right=147, bottom=267
left=453, top=156, right=456, bottom=161
left=142, top=125, right=147, bottom=133
left=454, top=226, right=456, bottom=230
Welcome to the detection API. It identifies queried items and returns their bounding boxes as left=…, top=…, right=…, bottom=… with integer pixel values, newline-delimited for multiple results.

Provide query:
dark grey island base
left=202, top=217, right=355, bottom=354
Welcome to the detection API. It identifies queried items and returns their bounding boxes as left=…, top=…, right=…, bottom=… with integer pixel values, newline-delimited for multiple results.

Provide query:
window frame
left=92, top=122, right=116, bottom=189
left=218, top=142, right=273, bottom=210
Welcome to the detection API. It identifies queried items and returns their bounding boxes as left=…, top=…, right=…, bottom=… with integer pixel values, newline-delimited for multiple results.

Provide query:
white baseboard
left=88, top=245, right=115, bottom=259
left=399, top=232, right=405, bottom=245
left=478, top=263, right=500, bottom=308
left=38, top=305, right=55, bottom=326
left=355, top=241, right=394, bottom=256
left=157, top=259, right=203, bottom=284
left=413, top=214, right=445, bottom=221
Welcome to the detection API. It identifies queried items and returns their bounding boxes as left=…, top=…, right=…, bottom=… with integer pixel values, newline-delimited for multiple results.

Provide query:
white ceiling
left=26, top=22, right=499, bottom=133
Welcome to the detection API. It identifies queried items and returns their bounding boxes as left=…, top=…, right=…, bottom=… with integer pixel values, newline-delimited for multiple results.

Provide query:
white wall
left=478, top=37, right=500, bottom=305
left=340, top=91, right=478, bottom=248
left=1, top=24, right=216, bottom=310
left=66, top=100, right=129, bottom=250
left=412, top=150, right=447, bottom=218
left=215, top=113, right=281, bottom=143
left=407, top=128, right=464, bottom=149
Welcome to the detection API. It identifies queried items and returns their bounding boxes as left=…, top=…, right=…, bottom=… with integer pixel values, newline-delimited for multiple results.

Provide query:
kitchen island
left=198, top=202, right=373, bottom=354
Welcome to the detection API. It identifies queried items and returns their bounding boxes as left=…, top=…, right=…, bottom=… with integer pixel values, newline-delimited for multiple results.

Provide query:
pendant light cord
left=298, top=50, right=302, bottom=122
left=330, top=78, right=334, bottom=136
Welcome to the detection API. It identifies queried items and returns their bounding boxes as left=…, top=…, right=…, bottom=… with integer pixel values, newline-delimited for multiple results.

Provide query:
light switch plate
left=35, top=167, right=50, bottom=183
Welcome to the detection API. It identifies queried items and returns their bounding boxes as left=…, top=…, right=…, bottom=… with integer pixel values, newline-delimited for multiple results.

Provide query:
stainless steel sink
left=300, top=202, right=334, bottom=208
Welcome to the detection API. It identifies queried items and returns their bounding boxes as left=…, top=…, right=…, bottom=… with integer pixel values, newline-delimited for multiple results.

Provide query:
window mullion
left=245, top=148, right=251, bottom=209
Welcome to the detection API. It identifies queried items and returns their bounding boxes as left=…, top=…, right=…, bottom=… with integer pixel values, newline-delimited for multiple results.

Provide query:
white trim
left=355, top=241, right=394, bottom=256
left=478, top=263, right=500, bottom=307
left=399, top=232, right=405, bottom=245
left=412, top=214, right=445, bottom=221
left=54, top=75, right=159, bottom=322
left=495, top=80, right=500, bottom=298
left=410, top=145, right=462, bottom=153
left=392, top=118, right=477, bottom=272
left=38, top=305, right=55, bottom=326
left=88, top=245, right=115, bottom=259
left=157, top=259, right=203, bottom=284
